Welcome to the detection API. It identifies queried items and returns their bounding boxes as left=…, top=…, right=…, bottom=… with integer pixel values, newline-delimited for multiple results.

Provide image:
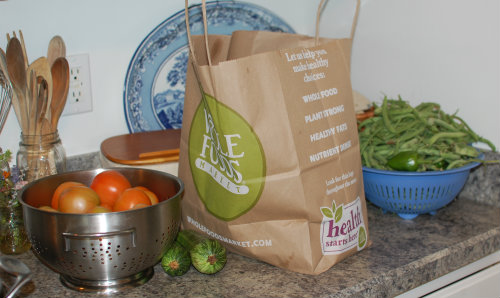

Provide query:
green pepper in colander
left=386, top=151, right=420, bottom=171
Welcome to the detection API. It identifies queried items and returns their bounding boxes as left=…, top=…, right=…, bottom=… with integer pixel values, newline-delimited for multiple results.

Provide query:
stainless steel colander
left=19, top=168, right=183, bottom=293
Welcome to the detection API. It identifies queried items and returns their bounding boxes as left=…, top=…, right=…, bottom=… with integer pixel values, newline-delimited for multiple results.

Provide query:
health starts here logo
left=188, top=93, right=266, bottom=221
left=320, top=196, right=367, bottom=255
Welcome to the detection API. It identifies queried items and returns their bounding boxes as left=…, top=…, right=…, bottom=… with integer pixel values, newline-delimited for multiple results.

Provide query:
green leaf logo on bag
left=188, top=93, right=266, bottom=221
left=319, top=196, right=367, bottom=255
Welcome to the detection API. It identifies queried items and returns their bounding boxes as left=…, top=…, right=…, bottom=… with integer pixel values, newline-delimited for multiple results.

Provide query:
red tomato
left=113, top=188, right=151, bottom=212
left=90, top=170, right=131, bottom=208
left=51, top=181, right=85, bottom=209
left=58, top=185, right=100, bottom=213
left=134, top=186, right=159, bottom=205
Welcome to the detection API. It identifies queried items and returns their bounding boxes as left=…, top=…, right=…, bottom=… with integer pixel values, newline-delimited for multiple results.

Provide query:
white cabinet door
left=397, top=251, right=500, bottom=298
left=424, top=262, right=500, bottom=298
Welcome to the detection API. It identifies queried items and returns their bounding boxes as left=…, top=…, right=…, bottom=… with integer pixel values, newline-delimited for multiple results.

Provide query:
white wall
left=0, top=0, right=498, bottom=159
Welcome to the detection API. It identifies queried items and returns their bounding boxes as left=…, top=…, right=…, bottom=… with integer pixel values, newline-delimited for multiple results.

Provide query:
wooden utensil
left=35, top=77, right=48, bottom=136
left=27, top=69, right=37, bottom=135
left=47, top=35, right=66, bottom=67
left=6, top=30, right=29, bottom=70
left=50, top=57, right=69, bottom=132
left=18, top=30, right=29, bottom=70
left=5, top=37, right=29, bottom=133
left=138, top=148, right=180, bottom=159
left=28, top=57, right=52, bottom=120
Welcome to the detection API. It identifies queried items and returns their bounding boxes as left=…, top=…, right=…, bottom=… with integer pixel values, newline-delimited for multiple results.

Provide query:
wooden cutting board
left=100, top=129, right=181, bottom=165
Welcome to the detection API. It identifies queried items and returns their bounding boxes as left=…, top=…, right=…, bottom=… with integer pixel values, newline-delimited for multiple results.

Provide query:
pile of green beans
left=358, top=96, right=496, bottom=171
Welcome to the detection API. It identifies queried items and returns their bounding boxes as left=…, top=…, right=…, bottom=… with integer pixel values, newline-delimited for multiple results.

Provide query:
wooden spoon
left=28, top=57, right=53, bottom=126
left=17, top=30, right=29, bottom=70
left=5, top=37, right=29, bottom=133
left=35, top=77, right=48, bottom=136
left=27, top=69, right=37, bottom=136
left=6, top=31, right=28, bottom=70
left=47, top=35, right=66, bottom=67
left=50, top=57, right=69, bottom=132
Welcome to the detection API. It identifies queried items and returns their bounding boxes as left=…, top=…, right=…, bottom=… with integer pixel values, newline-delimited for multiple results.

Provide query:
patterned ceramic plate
left=124, top=1, right=295, bottom=133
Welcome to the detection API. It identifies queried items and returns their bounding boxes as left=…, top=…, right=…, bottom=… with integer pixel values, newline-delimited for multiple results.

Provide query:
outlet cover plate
left=62, top=53, right=93, bottom=116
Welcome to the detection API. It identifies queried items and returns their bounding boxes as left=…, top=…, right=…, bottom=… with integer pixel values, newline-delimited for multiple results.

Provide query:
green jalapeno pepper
left=386, top=151, right=419, bottom=171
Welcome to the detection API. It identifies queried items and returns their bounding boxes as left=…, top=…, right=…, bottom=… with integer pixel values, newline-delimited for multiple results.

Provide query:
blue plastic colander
left=362, top=160, right=481, bottom=219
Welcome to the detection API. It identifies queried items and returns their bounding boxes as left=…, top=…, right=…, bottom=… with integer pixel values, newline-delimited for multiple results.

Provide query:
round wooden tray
left=100, top=129, right=181, bottom=165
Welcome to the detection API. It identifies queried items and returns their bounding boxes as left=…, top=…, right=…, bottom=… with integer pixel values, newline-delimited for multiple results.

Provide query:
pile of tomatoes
left=39, top=170, right=159, bottom=213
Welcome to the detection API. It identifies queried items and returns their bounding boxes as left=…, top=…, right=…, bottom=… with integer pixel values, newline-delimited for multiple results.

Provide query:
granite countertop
left=2, top=151, right=499, bottom=298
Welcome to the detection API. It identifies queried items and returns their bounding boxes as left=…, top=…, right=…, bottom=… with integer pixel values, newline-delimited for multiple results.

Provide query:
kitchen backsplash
left=66, top=152, right=101, bottom=172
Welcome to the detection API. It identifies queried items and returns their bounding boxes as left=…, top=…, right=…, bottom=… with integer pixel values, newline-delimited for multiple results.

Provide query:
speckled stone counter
left=2, top=151, right=499, bottom=298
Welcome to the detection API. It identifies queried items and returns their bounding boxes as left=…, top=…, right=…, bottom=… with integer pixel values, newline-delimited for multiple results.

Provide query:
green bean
left=399, top=126, right=425, bottom=142
left=362, top=151, right=372, bottom=168
left=373, top=152, right=388, bottom=165
left=411, top=109, right=429, bottom=126
left=400, top=137, right=420, bottom=150
left=358, top=96, right=497, bottom=171
left=445, top=159, right=471, bottom=170
left=454, top=143, right=479, bottom=157
left=427, top=132, right=467, bottom=145
left=382, top=97, right=397, bottom=134
left=427, top=118, right=459, bottom=132
left=452, top=115, right=496, bottom=151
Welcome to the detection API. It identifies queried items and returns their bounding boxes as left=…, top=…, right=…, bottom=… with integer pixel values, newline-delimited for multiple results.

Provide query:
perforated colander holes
left=59, top=254, right=94, bottom=275
left=81, top=241, right=114, bottom=264
left=369, top=184, right=432, bottom=212
left=414, top=185, right=449, bottom=201
left=28, top=235, right=48, bottom=255
left=123, top=251, right=153, bottom=272
left=154, top=221, right=177, bottom=246
left=74, top=238, right=122, bottom=264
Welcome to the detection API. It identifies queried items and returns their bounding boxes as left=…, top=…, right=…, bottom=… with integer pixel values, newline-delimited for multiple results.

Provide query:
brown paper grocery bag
left=179, top=0, right=369, bottom=275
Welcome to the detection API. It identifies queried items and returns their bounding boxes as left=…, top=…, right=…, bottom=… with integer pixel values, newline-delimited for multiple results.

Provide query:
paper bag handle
left=184, top=0, right=216, bottom=120
left=315, top=0, right=361, bottom=45
left=185, top=0, right=361, bottom=65
left=185, top=0, right=211, bottom=67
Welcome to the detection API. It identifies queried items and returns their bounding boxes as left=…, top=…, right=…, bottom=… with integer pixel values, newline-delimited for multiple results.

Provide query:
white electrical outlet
left=62, top=53, right=93, bottom=115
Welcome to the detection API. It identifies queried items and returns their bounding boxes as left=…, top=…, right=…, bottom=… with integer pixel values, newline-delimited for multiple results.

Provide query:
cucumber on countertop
left=177, top=229, right=227, bottom=275
left=161, top=241, right=191, bottom=277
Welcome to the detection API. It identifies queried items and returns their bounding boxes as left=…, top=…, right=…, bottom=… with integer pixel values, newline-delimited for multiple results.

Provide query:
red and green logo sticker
left=188, top=94, right=266, bottom=221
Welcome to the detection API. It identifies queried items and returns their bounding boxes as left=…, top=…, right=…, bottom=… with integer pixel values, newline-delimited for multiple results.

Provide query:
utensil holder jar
left=16, top=131, right=66, bottom=182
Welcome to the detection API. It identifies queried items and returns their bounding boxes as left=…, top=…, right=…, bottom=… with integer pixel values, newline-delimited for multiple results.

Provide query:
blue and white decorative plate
left=124, top=1, right=296, bottom=133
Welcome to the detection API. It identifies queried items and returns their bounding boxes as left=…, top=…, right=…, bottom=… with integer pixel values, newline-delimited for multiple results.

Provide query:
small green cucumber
left=177, top=229, right=227, bottom=274
left=161, top=241, right=191, bottom=276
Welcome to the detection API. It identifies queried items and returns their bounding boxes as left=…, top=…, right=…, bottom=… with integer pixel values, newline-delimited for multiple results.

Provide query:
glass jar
left=16, top=131, right=67, bottom=183
left=0, top=199, right=31, bottom=254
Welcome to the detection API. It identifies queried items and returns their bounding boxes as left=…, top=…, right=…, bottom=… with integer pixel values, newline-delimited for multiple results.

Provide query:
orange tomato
left=58, top=185, right=100, bottom=213
left=134, top=186, right=159, bottom=205
left=39, top=205, right=58, bottom=212
left=51, top=181, right=85, bottom=210
left=90, top=170, right=131, bottom=208
left=113, top=188, right=151, bottom=212
left=131, top=203, right=150, bottom=210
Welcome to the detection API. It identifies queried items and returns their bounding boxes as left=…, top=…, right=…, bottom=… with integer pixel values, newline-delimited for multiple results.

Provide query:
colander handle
left=62, top=229, right=136, bottom=252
